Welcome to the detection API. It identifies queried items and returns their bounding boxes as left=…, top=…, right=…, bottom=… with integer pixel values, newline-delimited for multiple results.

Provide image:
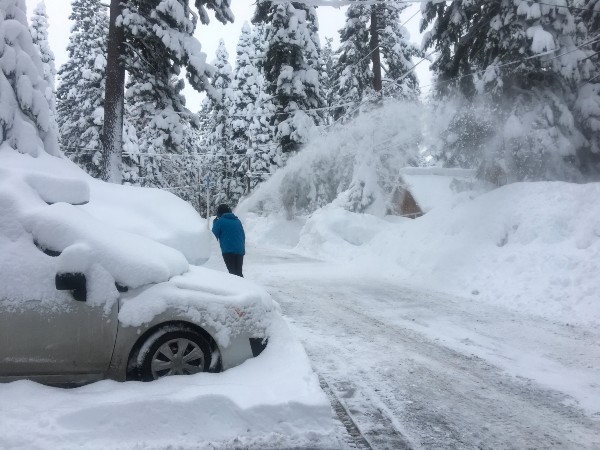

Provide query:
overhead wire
left=270, top=0, right=596, bottom=13
left=65, top=2, right=599, bottom=154
left=64, top=36, right=600, bottom=155
left=329, top=34, right=600, bottom=126
left=418, top=35, right=600, bottom=91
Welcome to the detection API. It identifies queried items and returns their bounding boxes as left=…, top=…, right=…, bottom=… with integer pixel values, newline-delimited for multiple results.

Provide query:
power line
left=330, top=50, right=434, bottom=126
left=329, top=34, right=600, bottom=126
left=400, top=8, right=420, bottom=28
left=419, top=36, right=600, bottom=91
left=270, top=0, right=595, bottom=13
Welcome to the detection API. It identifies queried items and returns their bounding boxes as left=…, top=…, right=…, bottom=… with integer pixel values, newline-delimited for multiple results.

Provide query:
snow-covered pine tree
left=102, top=0, right=234, bottom=183
left=125, top=62, right=190, bottom=190
left=56, top=0, right=107, bottom=177
left=332, top=3, right=372, bottom=121
left=421, top=0, right=595, bottom=181
left=320, top=37, right=336, bottom=123
left=575, top=0, right=600, bottom=175
left=30, top=1, right=55, bottom=106
left=0, top=0, right=59, bottom=156
left=229, top=22, right=262, bottom=205
left=252, top=1, right=325, bottom=155
left=375, top=1, right=423, bottom=100
left=333, top=1, right=421, bottom=122
left=246, top=22, right=276, bottom=185
left=578, top=0, right=599, bottom=53
left=202, top=39, right=234, bottom=208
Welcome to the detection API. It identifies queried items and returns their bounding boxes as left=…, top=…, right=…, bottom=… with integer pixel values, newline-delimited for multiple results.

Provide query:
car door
left=0, top=290, right=118, bottom=383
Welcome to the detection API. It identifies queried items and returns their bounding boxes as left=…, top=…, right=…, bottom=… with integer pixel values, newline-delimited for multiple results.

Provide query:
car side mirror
left=55, top=272, right=87, bottom=302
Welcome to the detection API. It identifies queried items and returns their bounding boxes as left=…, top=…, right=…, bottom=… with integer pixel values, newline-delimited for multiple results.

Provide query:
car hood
left=118, top=265, right=277, bottom=346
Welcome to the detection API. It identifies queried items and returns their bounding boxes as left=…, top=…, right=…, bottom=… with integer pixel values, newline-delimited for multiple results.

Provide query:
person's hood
left=219, top=212, right=238, bottom=220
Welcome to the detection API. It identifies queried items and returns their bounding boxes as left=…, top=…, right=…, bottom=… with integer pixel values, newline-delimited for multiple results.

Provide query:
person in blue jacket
left=212, top=204, right=245, bottom=277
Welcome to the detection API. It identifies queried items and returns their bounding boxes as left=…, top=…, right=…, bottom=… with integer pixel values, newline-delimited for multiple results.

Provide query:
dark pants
left=222, top=253, right=244, bottom=277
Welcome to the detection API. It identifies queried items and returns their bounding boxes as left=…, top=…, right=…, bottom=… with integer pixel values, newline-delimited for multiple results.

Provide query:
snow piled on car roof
left=0, top=146, right=208, bottom=309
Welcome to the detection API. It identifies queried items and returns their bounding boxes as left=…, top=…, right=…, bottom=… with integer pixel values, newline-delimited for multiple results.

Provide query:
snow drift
left=244, top=177, right=599, bottom=326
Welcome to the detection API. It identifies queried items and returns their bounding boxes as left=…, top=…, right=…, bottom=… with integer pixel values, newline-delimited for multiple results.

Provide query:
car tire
left=137, top=327, right=216, bottom=381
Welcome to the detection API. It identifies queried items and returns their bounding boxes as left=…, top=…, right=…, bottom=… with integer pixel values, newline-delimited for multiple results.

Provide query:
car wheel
left=137, top=327, right=215, bottom=381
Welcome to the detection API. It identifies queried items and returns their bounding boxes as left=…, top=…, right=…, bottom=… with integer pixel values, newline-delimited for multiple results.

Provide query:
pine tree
left=102, top=0, right=234, bottom=183
left=320, top=37, right=336, bottom=123
left=30, top=1, right=55, bottom=104
left=252, top=1, right=325, bottom=155
left=247, top=23, right=276, bottom=184
left=229, top=22, right=262, bottom=204
left=575, top=0, right=600, bottom=175
left=332, top=3, right=372, bottom=121
left=0, top=0, right=59, bottom=157
left=56, top=0, right=108, bottom=177
left=333, top=1, right=421, bottom=122
left=421, top=0, right=597, bottom=181
left=202, top=39, right=234, bottom=209
left=375, top=2, right=422, bottom=100
left=231, top=23, right=258, bottom=155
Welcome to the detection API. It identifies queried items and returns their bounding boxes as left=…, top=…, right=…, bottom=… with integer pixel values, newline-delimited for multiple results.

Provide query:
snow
left=119, top=266, right=275, bottom=347
left=527, top=25, right=556, bottom=53
left=0, top=148, right=213, bottom=308
left=0, top=314, right=335, bottom=450
left=0, top=146, right=335, bottom=449
left=240, top=171, right=600, bottom=327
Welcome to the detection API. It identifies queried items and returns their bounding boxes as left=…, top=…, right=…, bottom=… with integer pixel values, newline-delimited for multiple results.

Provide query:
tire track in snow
left=264, top=275, right=600, bottom=450
left=318, top=376, right=374, bottom=450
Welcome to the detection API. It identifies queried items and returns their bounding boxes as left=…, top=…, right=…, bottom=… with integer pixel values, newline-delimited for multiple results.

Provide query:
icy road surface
left=209, top=243, right=600, bottom=449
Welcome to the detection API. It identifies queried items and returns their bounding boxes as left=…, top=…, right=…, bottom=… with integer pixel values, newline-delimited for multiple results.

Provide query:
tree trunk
left=101, top=0, right=126, bottom=183
left=370, top=6, right=382, bottom=92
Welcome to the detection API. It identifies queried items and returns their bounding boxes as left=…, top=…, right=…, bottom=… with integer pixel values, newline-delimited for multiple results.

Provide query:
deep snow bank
left=244, top=180, right=600, bottom=326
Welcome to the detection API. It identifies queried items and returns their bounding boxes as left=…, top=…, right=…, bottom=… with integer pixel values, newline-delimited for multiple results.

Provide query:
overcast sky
left=25, top=1, right=430, bottom=109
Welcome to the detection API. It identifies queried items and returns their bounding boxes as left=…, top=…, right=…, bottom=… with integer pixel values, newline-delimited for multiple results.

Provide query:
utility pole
left=370, top=5, right=382, bottom=93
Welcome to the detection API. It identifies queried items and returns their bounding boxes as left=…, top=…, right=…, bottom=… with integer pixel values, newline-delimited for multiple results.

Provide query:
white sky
left=26, top=0, right=431, bottom=109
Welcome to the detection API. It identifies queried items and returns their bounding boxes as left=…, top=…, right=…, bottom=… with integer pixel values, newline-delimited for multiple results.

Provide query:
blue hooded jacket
left=212, top=212, right=245, bottom=255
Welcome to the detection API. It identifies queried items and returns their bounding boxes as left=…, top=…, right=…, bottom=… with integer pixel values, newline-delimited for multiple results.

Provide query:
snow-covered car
left=0, top=149, right=273, bottom=386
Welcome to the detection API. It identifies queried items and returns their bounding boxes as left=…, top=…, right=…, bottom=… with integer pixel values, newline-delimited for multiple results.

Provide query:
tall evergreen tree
left=252, top=1, right=325, bottom=155
left=56, top=0, right=107, bottom=177
left=0, top=0, right=59, bottom=157
left=333, top=1, right=421, bottom=122
left=202, top=39, right=234, bottom=208
left=230, top=23, right=259, bottom=156
left=102, top=0, right=234, bottom=183
left=30, top=1, right=55, bottom=104
left=246, top=23, right=276, bottom=183
left=376, top=2, right=422, bottom=100
left=320, top=37, right=336, bottom=123
left=421, top=0, right=597, bottom=181
left=332, top=3, right=372, bottom=121
left=229, top=22, right=262, bottom=204
left=575, top=0, right=600, bottom=174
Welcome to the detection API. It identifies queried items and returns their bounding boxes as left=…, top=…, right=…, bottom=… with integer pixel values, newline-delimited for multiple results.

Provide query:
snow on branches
left=0, top=0, right=58, bottom=156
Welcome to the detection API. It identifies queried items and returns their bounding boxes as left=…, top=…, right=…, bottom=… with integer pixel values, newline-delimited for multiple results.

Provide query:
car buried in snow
left=0, top=150, right=273, bottom=386
left=0, top=265, right=272, bottom=386
left=0, top=229, right=272, bottom=387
